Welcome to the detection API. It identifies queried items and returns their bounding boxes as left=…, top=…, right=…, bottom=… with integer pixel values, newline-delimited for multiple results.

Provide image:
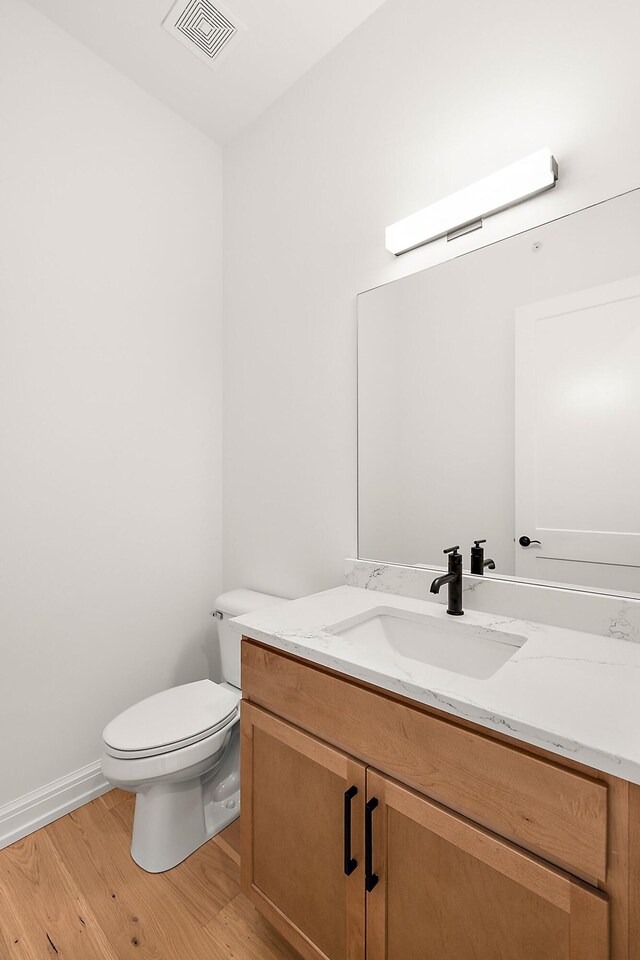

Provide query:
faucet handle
left=473, top=539, right=486, bottom=548
left=443, top=545, right=460, bottom=555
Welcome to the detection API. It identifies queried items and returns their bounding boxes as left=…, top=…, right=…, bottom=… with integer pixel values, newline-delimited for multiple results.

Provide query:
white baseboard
left=0, top=761, right=111, bottom=850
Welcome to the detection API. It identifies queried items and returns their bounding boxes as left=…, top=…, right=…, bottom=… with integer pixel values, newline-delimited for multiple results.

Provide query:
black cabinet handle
left=343, top=786, right=358, bottom=876
left=518, top=535, right=541, bottom=547
left=365, top=797, right=379, bottom=892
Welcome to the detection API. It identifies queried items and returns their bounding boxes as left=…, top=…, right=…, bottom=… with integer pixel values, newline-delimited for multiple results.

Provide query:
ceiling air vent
left=163, top=0, right=244, bottom=69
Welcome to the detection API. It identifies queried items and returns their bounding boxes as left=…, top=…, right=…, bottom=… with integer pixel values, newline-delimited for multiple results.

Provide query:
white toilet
left=100, top=588, right=283, bottom=873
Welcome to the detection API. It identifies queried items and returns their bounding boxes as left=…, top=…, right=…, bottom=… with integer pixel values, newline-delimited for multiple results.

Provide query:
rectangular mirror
left=358, top=188, right=640, bottom=597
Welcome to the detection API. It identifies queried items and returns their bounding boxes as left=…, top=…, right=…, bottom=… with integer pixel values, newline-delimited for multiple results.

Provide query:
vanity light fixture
left=385, top=148, right=559, bottom=256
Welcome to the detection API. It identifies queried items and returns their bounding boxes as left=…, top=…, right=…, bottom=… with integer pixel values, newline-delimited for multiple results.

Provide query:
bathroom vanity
left=233, top=587, right=640, bottom=960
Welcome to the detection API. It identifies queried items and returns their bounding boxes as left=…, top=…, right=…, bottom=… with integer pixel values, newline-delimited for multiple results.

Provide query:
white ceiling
left=23, top=0, right=388, bottom=144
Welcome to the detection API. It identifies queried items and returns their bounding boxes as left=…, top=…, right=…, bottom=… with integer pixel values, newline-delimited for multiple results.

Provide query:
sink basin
left=327, top=607, right=526, bottom=680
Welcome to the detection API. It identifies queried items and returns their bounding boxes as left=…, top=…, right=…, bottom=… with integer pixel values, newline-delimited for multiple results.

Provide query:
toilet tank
left=214, top=589, right=286, bottom=688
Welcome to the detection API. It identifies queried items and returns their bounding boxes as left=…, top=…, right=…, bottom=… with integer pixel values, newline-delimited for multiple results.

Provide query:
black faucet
left=470, top=539, right=496, bottom=576
left=430, top=546, right=464, bottom=616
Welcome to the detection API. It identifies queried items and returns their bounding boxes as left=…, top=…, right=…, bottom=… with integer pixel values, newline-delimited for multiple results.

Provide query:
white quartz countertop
left=230, top=585, right=640, bottom=784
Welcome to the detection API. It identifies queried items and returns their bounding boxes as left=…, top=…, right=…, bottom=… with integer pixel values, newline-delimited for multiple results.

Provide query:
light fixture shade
left=385, top=148, right=559, bottom=256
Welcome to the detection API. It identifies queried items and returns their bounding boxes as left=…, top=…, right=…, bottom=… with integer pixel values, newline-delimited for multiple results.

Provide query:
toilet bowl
left=100, top=588, right=285, bottom=873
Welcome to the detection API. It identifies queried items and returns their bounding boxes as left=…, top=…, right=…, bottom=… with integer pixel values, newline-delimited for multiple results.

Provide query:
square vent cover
left=163, top=0, right=245, bottom=69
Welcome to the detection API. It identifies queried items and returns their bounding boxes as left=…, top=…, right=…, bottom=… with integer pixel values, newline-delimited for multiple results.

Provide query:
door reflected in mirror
left=357, top=188, right=640, bottom=597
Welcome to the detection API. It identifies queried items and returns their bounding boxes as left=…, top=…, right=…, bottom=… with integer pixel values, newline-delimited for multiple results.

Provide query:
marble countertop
left=230, top=585, right=640, bottom=784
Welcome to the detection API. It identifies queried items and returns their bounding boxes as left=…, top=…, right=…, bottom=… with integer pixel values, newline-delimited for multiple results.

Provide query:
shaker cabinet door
left=365, top=769, right=609, bottom=960
left=241, top=702, right=366, bottom=960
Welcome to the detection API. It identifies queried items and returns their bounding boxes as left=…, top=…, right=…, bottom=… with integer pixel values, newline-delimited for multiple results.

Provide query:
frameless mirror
left=358, top=188, right=640, bottom=597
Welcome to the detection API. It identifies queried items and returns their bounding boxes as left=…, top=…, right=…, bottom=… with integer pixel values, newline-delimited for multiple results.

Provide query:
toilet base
left=130, top=722, right=241, bottom=873
left=205, top=788, right=241, bottom=843
left=131, top=783, right=240, bottom=873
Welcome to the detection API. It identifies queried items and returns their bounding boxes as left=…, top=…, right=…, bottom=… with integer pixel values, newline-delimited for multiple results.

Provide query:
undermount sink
left=327, top=607, right=526, bottom=680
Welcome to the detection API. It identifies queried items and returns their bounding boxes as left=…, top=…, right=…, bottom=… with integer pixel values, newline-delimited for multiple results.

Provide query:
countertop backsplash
left=345, top=559, right=640, bottom=644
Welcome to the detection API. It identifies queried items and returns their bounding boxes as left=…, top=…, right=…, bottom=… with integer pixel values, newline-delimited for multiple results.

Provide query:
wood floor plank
left=0, top=798, right=296, bottom=960
left=109, top=796, right=135, bottom=835
left=205, top=893, right=302, bottom=960
left=46, top=798, right=230, bottom=959
left=212, top=816, right=242, bottom=865
left=220, top=817, right=241, bottom=855
left=99, top=788, right=132, bottom=811
left=165, top=836, right=240, bottom=925
left=0, top=829, right=118, bottom=960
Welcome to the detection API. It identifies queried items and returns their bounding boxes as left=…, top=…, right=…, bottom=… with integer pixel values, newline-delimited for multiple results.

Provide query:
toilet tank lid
left=215, top=588, right=287, bottom=618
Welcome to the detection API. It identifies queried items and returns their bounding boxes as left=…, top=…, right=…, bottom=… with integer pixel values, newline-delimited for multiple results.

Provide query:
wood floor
left=0, top=790, right=300, bottom=960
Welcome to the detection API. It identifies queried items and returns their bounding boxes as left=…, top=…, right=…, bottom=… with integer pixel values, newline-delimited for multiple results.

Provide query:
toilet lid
left=102, top=680, right=240, bottom=759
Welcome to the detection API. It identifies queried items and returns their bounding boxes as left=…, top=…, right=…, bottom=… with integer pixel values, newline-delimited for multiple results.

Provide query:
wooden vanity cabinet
left=241, top=638, right=638, bottom=960
left=366, top=770, right=608, bottom=960
left=241, top=702, right=365, bottom=960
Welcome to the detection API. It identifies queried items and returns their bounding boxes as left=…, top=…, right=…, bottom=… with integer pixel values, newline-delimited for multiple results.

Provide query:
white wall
left=0, top=0, right=223, bottom=806
left=223, top=0, right=640, bottom=599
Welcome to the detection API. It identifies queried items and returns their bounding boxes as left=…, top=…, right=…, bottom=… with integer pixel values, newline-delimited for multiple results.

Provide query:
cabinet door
left=366, top=770, right=609, bottom=960
left=241, top=702, right=366, bottom=960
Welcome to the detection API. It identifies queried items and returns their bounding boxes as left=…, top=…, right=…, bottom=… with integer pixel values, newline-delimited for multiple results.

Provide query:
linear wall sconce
left=385, top=148, right=559, bottom=256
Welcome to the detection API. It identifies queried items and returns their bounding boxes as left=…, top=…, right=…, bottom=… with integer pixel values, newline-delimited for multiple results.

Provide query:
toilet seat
left=103, top=679, right=240, bottom=760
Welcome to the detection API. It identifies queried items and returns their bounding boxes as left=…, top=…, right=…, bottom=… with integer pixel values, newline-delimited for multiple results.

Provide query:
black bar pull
left=365, top=797, right=379, bottom=892
left=343, top=786, right=358, bottom=876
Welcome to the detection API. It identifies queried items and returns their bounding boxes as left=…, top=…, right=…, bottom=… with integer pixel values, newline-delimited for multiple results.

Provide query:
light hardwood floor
left=0, top=790, right=300, bottom=960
